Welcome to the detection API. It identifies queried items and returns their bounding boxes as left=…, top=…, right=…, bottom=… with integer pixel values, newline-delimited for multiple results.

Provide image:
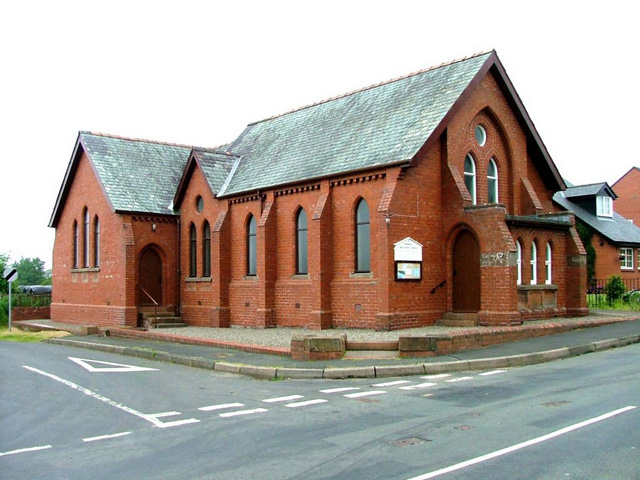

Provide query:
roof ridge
left=81, top=130, right=217, bottom=151
left=248, top=50, right=494, bottom=126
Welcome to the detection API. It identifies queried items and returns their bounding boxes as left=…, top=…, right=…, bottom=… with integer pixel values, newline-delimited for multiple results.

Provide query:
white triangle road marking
left=69, top=357, right=158, bottom=373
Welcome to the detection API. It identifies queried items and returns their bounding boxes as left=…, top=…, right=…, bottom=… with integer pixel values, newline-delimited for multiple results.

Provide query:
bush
left=0, top=296, right=8, bottom=326
left=605, top=275, right=626, bottom=302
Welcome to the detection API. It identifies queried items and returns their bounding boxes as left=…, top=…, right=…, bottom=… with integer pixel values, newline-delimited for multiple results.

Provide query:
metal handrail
left=137, top=284, right=158, bottom=328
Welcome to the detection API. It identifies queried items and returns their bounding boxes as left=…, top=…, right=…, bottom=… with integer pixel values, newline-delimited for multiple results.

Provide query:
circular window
left=196, top=196, right=204, bottom=213
left=475, top=125, right=487, bottom=147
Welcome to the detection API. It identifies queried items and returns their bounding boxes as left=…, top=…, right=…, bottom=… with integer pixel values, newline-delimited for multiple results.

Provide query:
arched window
left=247, top=214, right=257, bottom=276
left=189, top=223, right=197, bottom=277
left=530, top=241, right=538, bottom=285
left=93, top=216, right=100, bottom=268
left=545, top=242, right=552, bottom=285
left=73, top=220, right=79, bottom=269
left=355, top=199, right=370, bottom=273
left=203, top=221, right=211, bottom=277
left=83, top=207, right=90, bottom=267
left=488, top=158, right=499, bottom=203
left=464, top=154, right=477, bottom=204
left=516, top=240, right=523, bottom=285
left=296, top=208, right=308, bottom=274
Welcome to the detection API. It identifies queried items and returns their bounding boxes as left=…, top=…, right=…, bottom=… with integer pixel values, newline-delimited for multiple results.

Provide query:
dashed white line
left=445, top=377, right=474, bottom=383
left=219, top=408, right=269, bottom=418
left=478, top=370, right=507, bottom=376
left=399, top=382, right=438, bottom=390
left=344, top=390, right=387, bottom=399
left=372, top=380, right=412, bottom=387
left=263, top=395, right=305, bottom=403
left=83, top=432, right=131, bottom=443
left=199, top=403, right=245, bottom=412
left=421, top=374, right=451, bottom=380
left=0, top=445, right=52, bottom=457
left=320, top=387, right=361, bottom=394
left=285, top=399, right=328, bottom=408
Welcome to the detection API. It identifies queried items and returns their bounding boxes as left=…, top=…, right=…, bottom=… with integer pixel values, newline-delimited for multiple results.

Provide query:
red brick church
left=49, top=50, right=588, bottom=330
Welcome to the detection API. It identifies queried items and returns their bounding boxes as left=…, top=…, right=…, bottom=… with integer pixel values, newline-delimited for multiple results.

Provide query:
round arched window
left=475, top=125, right=487, bottom=147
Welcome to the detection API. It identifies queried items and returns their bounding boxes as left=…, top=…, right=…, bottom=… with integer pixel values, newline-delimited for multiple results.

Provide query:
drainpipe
left=176, top=216, right=181, bottom=317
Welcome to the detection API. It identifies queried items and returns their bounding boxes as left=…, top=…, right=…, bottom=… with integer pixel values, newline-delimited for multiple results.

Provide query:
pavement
left=14, top=310, right=640, bottom=380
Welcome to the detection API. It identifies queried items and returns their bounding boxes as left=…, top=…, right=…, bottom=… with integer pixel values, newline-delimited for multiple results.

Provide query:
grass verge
left=0, top=327, right=71, bottom=343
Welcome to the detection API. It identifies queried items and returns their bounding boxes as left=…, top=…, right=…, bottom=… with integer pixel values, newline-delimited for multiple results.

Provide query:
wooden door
left=452, top=230, right=480, bottom=312
left=138, top=248, right=162, bottom=306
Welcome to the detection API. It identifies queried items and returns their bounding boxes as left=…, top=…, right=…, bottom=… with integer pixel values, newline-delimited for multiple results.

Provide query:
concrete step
left=155, top=322, right=188, bottom=329
left=438, top=312, right=479, bottom=327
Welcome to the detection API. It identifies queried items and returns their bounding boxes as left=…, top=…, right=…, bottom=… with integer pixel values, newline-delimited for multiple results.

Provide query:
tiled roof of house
left=80, top=132, right=193, bottom=215
left=192, top=148, right=238, bottom=195
left=562, top=182, right=617, bottom=199
left=220, top=51, right=494, bottom=196
left=553, top=189, right=640, bottom=245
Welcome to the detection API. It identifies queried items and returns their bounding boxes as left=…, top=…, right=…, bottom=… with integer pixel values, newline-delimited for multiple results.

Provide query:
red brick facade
left=613, top=167, right=640, bottom=226
left=50, top=59, right=588, bottom=330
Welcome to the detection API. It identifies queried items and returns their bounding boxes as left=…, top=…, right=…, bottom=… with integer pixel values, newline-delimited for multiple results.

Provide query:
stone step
left=437, top=312, right=479, bottom=327
left=155, top=322, right=188, bottom=329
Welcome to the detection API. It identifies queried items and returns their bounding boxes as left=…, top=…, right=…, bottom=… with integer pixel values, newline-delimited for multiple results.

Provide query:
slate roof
left=220, top=51, right=494, bottom=196
left=553, top=188, right=640, bottom=245
left=562, top=183, right=617, bottom=200
left=191, top=148, right=238, bottom=195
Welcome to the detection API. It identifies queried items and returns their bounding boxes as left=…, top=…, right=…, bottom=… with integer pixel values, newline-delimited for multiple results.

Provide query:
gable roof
left=563, top=182, right=617, bottom=200
left=217, top=50, right=565, bottom=196
left=49, top=132, right=194, bottom=227
left=613, top=166, right=640, bottom=188
left=553, top=187, right=640, bottom=245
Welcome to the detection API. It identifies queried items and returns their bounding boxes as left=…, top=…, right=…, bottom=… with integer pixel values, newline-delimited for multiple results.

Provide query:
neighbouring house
left=553, top=183, right=640, bottom=286
left=48, top=50, right=588, bottom=331
left=612, top=167, right=640, bottom=226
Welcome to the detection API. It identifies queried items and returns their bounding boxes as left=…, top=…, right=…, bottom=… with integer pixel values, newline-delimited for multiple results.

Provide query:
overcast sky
left=1, top=1, right=637, bottom=269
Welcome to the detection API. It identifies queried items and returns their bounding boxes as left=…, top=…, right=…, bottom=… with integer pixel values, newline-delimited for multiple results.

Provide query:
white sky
left=1, top=0, right=637, bottom=269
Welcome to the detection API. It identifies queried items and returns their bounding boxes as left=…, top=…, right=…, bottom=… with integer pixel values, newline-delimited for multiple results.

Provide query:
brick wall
left=613, top=168, right=640, bottom=225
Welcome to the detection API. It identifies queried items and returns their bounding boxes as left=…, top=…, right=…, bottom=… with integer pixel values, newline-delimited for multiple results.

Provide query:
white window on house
left=620, top=247, right=634, bottom=270
left=488, top=158, right=499, bottom=203
left=530, top=242, right=538, bottom=284
left=596, top=196, right=613, bottom=218
left=516, top=240, right=523, bottom=285
left=545, top=242, right=552, bottom=285
left=464, top=154, right=477, bottom=205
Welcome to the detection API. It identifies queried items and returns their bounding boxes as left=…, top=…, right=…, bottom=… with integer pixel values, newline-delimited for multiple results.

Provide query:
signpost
left=3, top=267, right=18, bottom=331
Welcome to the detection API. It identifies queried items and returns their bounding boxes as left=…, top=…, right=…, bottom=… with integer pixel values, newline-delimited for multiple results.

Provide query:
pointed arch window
left=296, top=208, right=308, bottom=274
left=83, top=207, right=90, bottom=267
left=189, top=223, right=197, bottom=277
left=516, top=240, right=523, bottom=285
left=464, top=154, right=477, bottom=204
left=93, top=216, right=100, bottom=268
left=530, top=242, right=538, bottom=285
left=247, top=214, right=257, bottom=276
left=355, top=199, right=371, bottom=273
left=488, top=158, right=499, bottom=203
left=203, top=221, right=211, bottom=277
left=545, top=242, right=552, bottom=285
left=73, top=220, right=79, bottom=269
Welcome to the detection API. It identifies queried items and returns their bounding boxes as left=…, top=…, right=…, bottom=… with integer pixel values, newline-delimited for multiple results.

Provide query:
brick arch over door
left=452, top=229, right=481, bottom=312
left=138, top=246, right=163, bottom=306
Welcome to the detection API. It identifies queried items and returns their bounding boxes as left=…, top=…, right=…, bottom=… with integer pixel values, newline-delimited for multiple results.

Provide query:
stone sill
left=71, top=267, right=100, bottom=273
left=185, top=277, right=212, bottom=283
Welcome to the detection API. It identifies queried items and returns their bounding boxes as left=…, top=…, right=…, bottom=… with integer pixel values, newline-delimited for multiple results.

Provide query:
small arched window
left=296, top=208, right=308, bottom=274
left=93, top=216, right=100, bottom=268
left=73, top=220, right=79, bottom=269
left=203, top=221, right=211, bottom=277
left=189, top=223, right=197, bottom=277
left=545, top=242, right=552, bottom=285
left=530, top=242, right=538, bottom=285
left=355, top=199, right=370, bottom=273
left=516, top=240, right=523, bottom=285
left=464, top=154, right=477, bottom=205
left=247, top=214, right=257, bottom=276
left=83, top=207, right=90, bottom=267
left=488, top=158, right=499, bottom=203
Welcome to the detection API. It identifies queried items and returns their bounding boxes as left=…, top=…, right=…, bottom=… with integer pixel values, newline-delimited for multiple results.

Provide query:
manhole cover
left=393, top=437, right=431, bottom=447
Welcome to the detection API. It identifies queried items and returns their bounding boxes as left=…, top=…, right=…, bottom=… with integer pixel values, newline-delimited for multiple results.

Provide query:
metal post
left=8, top=281, right=11, bottom=332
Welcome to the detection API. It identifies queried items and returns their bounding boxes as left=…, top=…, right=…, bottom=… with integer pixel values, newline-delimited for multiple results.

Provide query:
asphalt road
left=1, top=341, right=638, bottom=479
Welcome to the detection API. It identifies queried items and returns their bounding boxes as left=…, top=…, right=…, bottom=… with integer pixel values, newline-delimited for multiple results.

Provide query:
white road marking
left=406, top=406, right=638, bottom=480
left=320, top=387, right=361, bottom=393
left=445, top=376, right=474, bottom=383
left=263, top=395, right=304, bottom=403
left=285, top=399, right=328, bottom=408
left=0, top=445, right=52, bottom=457
left=22, top=365, right=199, bottom=429
left=344, top=390, right=387, bottom=399
left=219, top=408, right=268, bottom=418
left=421, top=374, right=451, bottom=380
left=147, top=411, right=181, bottom=418
left=199, top=403, right=245, bottom=411
left=372, top=380, right=412, bottom=387
left=68, top=357, right=158, bottom=373
left=478, top=370, right=507, bottom=376
left=399, top=382, right=438, bottom=390
left=83, top=432, right=131, bottom=443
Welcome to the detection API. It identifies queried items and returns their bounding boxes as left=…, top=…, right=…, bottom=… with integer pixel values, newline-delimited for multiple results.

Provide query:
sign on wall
left=394, top=237, right=423, bottom=281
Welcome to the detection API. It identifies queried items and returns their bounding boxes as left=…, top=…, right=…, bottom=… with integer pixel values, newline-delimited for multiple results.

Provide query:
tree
left=0, top=253, right=8, bottom=294
left=12, top=257, right=48, bottom=286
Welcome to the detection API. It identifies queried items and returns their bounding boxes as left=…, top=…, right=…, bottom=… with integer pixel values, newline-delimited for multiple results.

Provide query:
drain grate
left=455, top=425, right=475, bottom=431
left=393, top=437, right=431, bottom=447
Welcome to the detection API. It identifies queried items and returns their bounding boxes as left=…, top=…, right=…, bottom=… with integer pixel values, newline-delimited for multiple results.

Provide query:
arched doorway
left=452, top=230, right=480, bottom=312
left=138, top=248, right=163, bottom=306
